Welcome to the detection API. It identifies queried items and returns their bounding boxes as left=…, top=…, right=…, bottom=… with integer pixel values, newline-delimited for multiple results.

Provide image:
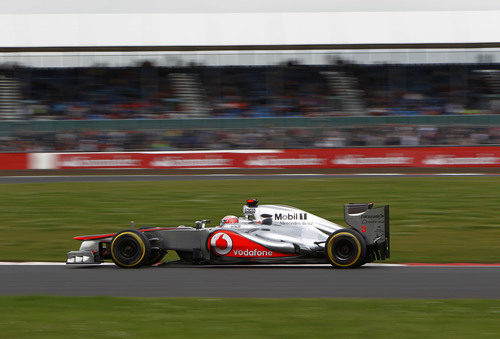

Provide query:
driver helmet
left=220, top=215, right=239, bottom=226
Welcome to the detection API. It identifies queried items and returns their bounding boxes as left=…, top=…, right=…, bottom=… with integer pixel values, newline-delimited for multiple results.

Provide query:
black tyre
left=111, top=229, right=151, bottom=268
left=325, top=229, right=367, bottom=268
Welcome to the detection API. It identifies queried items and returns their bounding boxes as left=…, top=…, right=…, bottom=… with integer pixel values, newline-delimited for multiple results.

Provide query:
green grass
left=0, top=177, right=499, bottom=262
left=0, top=296, right=499, bottom=338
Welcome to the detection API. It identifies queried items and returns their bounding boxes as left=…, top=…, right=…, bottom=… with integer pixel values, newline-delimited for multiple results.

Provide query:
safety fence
left=2, top=146, right=500, bottom=170
left=1, top=115, right=500, bottom=134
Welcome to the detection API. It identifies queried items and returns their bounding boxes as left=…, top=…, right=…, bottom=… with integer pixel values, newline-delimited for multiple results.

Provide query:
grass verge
left=0, top=296, right=499, bottom=338
left=0, top=177, right=499, bottom=262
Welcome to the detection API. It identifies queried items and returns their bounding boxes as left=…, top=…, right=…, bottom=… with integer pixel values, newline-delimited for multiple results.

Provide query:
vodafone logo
left=210, top=233, right=233, bottom=255
left=233, top=249, right=273, bottom=257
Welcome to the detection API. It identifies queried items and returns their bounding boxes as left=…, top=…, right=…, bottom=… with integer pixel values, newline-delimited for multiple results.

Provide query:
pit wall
left=1, top=147, right=499, bottom=170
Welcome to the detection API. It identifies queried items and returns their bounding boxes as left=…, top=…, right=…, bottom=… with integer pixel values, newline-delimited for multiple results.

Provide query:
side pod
left=344, top=203, right=390, bottom=260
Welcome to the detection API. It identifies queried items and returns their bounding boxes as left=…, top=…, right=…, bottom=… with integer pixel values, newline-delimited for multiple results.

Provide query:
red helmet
left=220, top=215, right=239, bottom=226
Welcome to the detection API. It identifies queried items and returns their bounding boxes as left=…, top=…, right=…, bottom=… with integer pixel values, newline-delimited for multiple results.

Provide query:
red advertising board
left=54, top=151, right=243, bottom=169
left=242, top=147, right=500, bottom=168
left=24, top=147, right=500, bottom=170
left=0, top=153, right=28, bottom=170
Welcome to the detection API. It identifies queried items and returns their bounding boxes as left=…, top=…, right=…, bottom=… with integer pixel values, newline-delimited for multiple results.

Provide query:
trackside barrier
left=2, top=115, right=500, bottom=134
left=0, top=153, right=28, bottom=170
left=23, top=147, right=500, bottom=169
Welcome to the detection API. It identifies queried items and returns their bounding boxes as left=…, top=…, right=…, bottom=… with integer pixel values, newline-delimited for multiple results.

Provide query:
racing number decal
left=210, top=232, right=233, bottom=255
left=361, top=226, right=366, bottom=233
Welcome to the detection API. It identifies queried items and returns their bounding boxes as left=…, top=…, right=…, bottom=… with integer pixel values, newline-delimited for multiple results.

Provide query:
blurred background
left=1, top=53, right=499, bottom=152
left=0, top=0, right=499, bottom=156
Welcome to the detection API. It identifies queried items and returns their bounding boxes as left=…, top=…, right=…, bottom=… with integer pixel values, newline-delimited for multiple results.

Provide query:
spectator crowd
left=1, top=125, right=498, bottom=152
left=1, top=62, right=499, bottom=152
left=2, top=62, right=498, bottom=120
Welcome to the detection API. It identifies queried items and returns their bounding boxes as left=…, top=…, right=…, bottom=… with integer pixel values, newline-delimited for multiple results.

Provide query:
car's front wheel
left=111, top=229, right=151, bottom=268
left=325, top=229, right=366, bottom=268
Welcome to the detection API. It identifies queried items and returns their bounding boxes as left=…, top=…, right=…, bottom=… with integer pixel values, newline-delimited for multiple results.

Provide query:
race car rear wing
left=344, top=203, right=390, bottom=260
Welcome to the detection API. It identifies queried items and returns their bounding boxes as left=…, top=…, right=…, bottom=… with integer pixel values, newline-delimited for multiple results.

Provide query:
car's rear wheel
left=111, top=229, right=151, bottom=268
left=325, top=229, right=366, bottom=268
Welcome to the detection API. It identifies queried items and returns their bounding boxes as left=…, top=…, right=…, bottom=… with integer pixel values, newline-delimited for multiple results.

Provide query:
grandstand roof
left=1, top=0, right=500, bottom=50
left=2, top=0, right=500, bottom=14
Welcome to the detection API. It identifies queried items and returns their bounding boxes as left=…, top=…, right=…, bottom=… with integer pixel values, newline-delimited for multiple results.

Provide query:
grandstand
left=3, top=63, right=497, bottom=121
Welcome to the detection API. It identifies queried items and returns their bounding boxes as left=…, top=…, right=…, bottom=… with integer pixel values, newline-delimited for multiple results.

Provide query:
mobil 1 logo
left=274, top=212, right=308, bottom=221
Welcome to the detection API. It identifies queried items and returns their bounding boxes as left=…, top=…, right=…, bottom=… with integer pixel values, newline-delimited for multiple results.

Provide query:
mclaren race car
left=67, top=199, right=390, bottom=269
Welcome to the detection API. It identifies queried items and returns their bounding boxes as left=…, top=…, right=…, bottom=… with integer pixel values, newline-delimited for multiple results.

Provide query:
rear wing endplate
left=344, top=203, right=390, bottom=259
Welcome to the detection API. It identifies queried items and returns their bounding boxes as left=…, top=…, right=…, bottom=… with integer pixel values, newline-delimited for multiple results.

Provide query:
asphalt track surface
left=0, top=173, right=498, bottom=184
left=1, top=264, right=499, bottom=298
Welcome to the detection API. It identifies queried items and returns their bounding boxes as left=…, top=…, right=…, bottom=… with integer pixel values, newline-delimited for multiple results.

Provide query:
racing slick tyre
left=325, top=229, right=367, bottom=268
left=111, top=229, right=151, bottom=268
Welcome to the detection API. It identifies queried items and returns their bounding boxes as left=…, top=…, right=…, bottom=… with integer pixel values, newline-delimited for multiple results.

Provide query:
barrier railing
left=1, top=115, right=499, bottom=133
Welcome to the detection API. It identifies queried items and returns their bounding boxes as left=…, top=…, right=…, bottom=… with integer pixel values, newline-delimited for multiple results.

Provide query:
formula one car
left=67, top=199, right=390, bottom=269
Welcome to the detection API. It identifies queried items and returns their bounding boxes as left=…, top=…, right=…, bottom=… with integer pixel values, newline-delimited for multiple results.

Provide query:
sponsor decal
left=59, top=156, right=141, bottom=168
left=422, top=155, right=499, bottom=165
left=243, top=206, right=256, bottom=215
left=360, top=213, right=385, bottom=238
left=150, top=156, right=231, bottom=168
left=362, top=214, right=384, bottom=220
left=232, top=249, right=273, bottom=257
left=332, top=155, right=412, bottom=165
left=274, top=213, right=307, bottom=221
left=361, top=213, right=385, bottom=225
left=245, top=156, right=325, bottom=167
left=210, top=232, right=233, bottom=255
left=209, top=231, right=294, bottom=258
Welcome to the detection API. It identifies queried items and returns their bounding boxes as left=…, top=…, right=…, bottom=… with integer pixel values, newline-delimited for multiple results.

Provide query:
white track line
left=0, top=173, right=494, bottom=180
left=354, top=173, right=403, bottom=176
left=0, top=262, right=402, bottom=267
left=277, top=174, right=326, bottom=176
left=1, top=262, right=499, bottom=267
left=0, top=262, right=113, bottom=266
left=435, top=173, right=485, bottom=176
left=197, top=263, right=406, bottom=268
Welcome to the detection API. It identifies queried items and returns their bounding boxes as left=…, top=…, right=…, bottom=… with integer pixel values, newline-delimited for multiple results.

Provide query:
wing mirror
left=262, top=218, right=273, bottom=225
left=260, top=214, right=273, bottom=225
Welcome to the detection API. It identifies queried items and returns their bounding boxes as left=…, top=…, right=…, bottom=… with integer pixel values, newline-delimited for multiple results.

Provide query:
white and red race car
left=67, top=199, right=390, bottom=269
